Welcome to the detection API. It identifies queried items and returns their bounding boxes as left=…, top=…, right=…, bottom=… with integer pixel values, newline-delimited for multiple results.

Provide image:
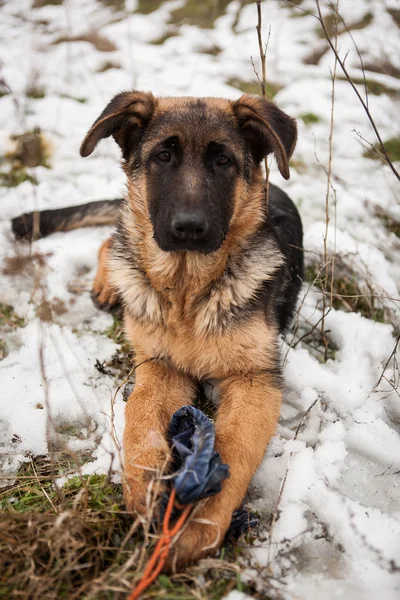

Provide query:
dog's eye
left=156, top=151, right=171, bottom=162
left=215, top=155, right=230, bottom=166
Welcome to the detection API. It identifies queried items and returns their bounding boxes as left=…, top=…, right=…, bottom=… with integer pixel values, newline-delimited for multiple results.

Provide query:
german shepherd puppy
left=12, top=92, right=303, bottom=568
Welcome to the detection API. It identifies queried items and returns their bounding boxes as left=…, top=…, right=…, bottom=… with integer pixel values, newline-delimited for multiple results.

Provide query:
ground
left=0, top=1, right=399, bottom=599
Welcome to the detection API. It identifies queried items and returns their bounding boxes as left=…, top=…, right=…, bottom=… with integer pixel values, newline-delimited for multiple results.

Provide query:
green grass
left=104, top=310, right=127, bottom=348
left=135, top=0, right=165, bottom=14
left=227, top=77, right=282, bottom=98
left=0, top=128, right=51, bottom=187
left=0, top=303, right=25, bottom=360
left=299, top=112, right=321, bottom=124
left=306, top=263, right=385, bottom=324
left=0, top=167, right=38, bottom=187
left=364, top=136, right=400, bottom=163
left=289, top=158, right=308, bottom=174
left=26, top=84, right=46, bottom=99
left=169, top=0, right=230, bottom=29
left=0, top=303, right=25, bottom=329
left=59, top=93, right=88, bottom=103
left=339, top=76, right=399, bottom=97
left=102, top=310, right=135, bottom=381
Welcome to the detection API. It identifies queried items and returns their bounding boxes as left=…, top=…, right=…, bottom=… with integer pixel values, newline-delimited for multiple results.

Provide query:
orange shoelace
left=128, top=488, right=191, bottom=600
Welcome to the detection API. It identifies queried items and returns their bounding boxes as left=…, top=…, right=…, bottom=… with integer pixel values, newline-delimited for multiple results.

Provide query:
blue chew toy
left=168, top=405, right=258, bottom=539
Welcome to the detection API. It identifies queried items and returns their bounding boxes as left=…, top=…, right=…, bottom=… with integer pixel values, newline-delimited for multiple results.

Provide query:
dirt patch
left=54, top=32, right=117, bottom=52
left=303, top=43, right=329, bottom=65
left=96, top=60, right=121, bottom=72
left=150, top=28, right=179, bottom=45
left=36, top=298, right=67, bottom=323
left=388, top=8, right=400, bottom=28
left=2, top=252, right=49, bottom=277
left=363, top=59, right=400, bottom=80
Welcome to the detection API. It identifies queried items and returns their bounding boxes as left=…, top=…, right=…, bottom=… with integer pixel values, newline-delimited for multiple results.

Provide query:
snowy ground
left=0, top=1, right=399, bottom=598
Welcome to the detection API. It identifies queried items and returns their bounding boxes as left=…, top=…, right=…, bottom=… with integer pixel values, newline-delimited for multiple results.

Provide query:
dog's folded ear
left=80, top=91, right=156, bottom=159
left=232, top=94, right=297, bottom=179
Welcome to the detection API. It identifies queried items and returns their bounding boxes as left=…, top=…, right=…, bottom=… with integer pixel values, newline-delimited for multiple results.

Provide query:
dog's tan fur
left=83, top=92, right=298, bottom=568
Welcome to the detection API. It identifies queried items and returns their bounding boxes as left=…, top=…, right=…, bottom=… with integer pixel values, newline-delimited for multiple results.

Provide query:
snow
left=0, top=0, right=399, bottom=598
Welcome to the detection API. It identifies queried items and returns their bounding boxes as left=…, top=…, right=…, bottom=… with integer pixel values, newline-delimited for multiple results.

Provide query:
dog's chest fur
left=110, top=219, right=283, bottom=379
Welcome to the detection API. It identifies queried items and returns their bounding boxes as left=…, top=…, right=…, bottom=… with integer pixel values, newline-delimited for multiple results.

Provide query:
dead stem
left=255, top=0, right=270, bottom=207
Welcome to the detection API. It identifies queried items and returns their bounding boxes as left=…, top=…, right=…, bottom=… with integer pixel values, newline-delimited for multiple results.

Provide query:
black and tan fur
left=12, top=92, right=303, bottom=569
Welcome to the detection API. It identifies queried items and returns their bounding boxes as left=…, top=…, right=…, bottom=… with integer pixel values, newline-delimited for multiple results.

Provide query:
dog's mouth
left=154, top=231, right=225, bottom=255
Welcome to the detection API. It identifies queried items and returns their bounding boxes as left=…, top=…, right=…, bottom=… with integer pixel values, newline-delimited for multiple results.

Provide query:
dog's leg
left=167, top=372, right=281, bottom=569
left=91, top=236, right=119, bottom=309
left=123, top=354, right=196, bottom=514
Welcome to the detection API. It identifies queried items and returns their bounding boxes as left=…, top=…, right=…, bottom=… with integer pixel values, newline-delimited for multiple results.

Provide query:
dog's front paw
left=123, top=432, right=171, bottom=516
left=123, top=471, right=152, bottom=515
left=165, top=507, right=230, bottom=571
left=91, top=271, right=119, bottom=310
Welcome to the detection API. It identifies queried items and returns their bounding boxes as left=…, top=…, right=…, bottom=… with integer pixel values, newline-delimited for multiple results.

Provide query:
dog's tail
left=11, top=198, right=122, bottom=241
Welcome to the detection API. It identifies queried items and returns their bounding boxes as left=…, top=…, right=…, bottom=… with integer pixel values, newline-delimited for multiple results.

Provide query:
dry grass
left=306, top=257, right=386, bottom=324
left=2, top=253, right=49, bottom=277
left=169, top=0, right=231, bottom=29
left=0, top=128, right=52, bottom=188
left=0, top=303, right=26, bottom=360
left=338, top=76, right=399, bottom=97
left=54, top=32, right=117, bottom=53
left=363, top=59, right=400, bottom=80
left=317, top=11, right=373, bottom=38
left=227, top=77, right=282, bottom=98
left=374, top=206, right=400, bottom=239
left=0, top=456, right=260, bottom=599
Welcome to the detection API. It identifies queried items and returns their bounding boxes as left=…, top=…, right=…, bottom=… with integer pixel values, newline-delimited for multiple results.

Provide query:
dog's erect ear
left=232, top=94, right=297, bottom=179
left=80, top=91, right=156, bottom=159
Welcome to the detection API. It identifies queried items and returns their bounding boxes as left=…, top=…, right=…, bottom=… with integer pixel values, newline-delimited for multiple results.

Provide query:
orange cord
left=128, top=488, right=191, bottom=600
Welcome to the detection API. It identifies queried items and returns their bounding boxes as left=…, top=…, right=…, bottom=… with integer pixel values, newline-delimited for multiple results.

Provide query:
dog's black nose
left=171, top=209, right=208, bottom=240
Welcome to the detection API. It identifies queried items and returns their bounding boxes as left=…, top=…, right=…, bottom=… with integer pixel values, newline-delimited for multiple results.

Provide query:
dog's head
left=81, top=91, right=297, bottom=254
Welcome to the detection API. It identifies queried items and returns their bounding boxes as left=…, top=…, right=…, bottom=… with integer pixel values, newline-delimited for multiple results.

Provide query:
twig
left=321, top=0, right=339, bottom=362
left=375, top=335, right=400, bottom=389
left=255, top=0, right=270, bottom=207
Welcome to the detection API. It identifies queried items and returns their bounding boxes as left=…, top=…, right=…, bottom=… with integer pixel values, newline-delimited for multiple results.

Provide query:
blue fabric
left=168, top=405, right=230, bottom=505
left=167, top=405, right=259, bottom=538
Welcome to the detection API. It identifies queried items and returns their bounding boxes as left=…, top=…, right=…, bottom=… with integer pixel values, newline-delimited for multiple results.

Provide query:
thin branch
left=320, top=0, right=339, bottom=362
left=315, top=0, right=400, bottom=182
left=375, top=335, right=400, bottom=389
left=255, top=0, right=270, bottom=207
